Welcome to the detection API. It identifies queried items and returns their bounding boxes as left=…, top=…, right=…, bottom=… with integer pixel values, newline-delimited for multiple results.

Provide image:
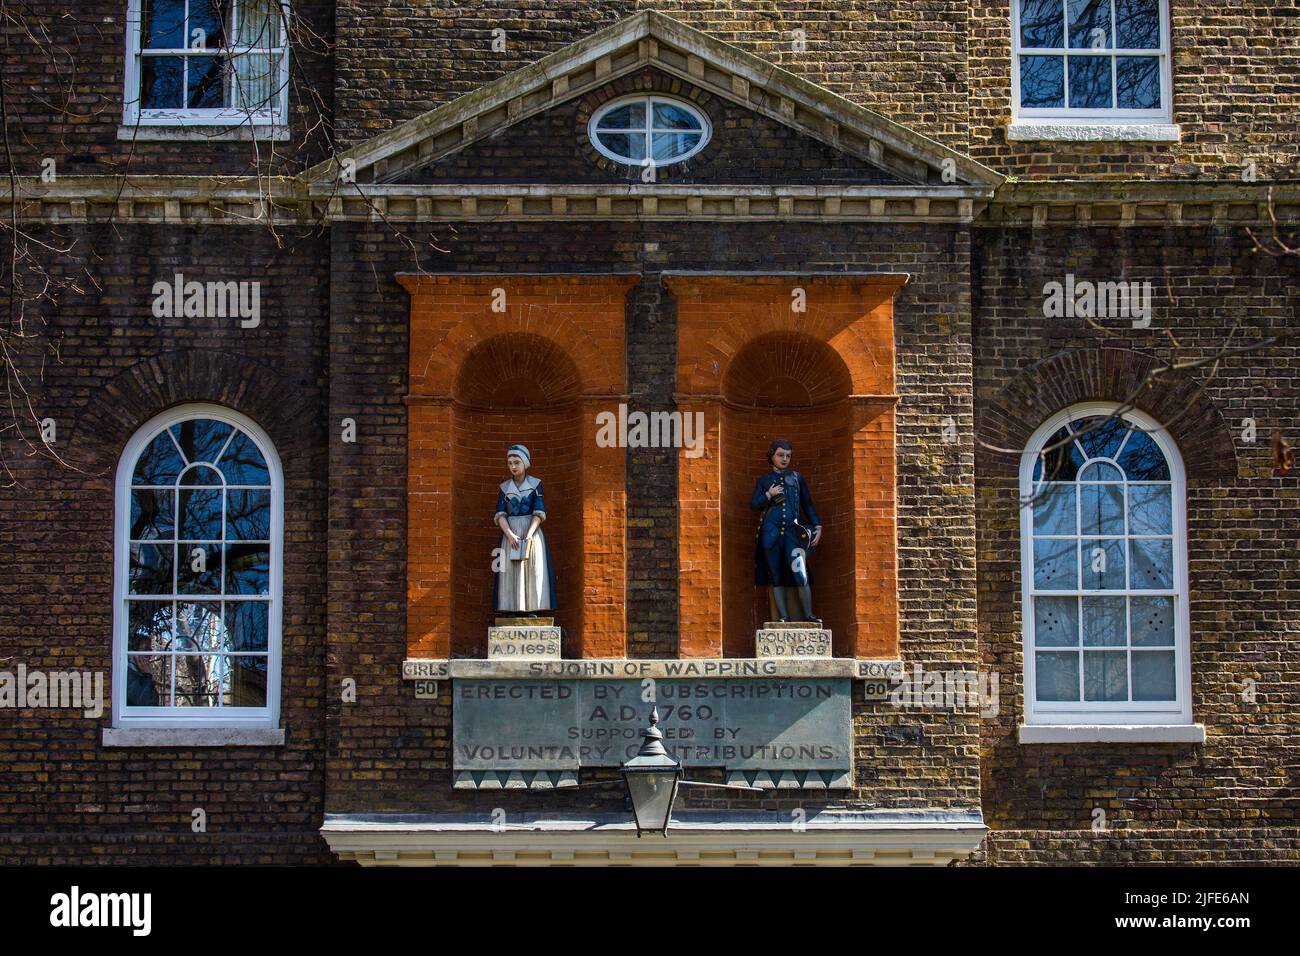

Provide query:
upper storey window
left=589, top=96, right=711, bottom=167
left=1012, top=0, right=1170, bottom=122
left=123, top=1, right=289, bottom=127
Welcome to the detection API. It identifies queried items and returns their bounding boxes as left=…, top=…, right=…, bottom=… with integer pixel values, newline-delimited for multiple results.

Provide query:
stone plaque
left=413, top=679, right=439, bottom=700
left=447, top=658, right=856, bottom=679
left=453, top=678, right=851, bottom=776
left=857, top=659, right=904, bottom=701
left=401, top=658, right=860, bottom=680
left=856, top=659, right=904, bottom=681
left=755, top=625, right=832, bottom=658
left=487, top=625, right=562, bottom=660
left=402, top=659, right=450, bottom=680
left=860, top=675, right=893, bottom=701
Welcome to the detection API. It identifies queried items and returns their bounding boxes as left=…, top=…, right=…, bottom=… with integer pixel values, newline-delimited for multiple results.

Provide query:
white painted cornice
left=984, top=180, right=1300, bottom=228
left=307, top=183, right=989, bottom=223
left=2, top=178, right=1293, bottom=228
left=321, top=809, right=988, bottom=867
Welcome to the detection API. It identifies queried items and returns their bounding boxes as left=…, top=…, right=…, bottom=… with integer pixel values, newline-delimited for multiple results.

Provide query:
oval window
left=589, top=95, right=710, bottom=167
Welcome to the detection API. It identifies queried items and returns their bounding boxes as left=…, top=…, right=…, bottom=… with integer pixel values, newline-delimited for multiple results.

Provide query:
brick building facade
left=0, top=3, right=1296, bottom=865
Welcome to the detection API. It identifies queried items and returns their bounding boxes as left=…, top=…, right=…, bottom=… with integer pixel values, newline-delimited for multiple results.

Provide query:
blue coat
left=751, top=469, right=820, bottom=587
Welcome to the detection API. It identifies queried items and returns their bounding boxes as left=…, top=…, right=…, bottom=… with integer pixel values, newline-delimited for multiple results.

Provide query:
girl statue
left=751, top=438, right=822, bottom=624
left=493, top=444, right=555, bottom=614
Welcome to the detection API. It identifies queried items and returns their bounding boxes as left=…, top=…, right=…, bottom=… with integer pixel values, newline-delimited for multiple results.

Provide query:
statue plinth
left=756, top=623, right=832, bottom=659
left=488, top=621, right=562, bottom=660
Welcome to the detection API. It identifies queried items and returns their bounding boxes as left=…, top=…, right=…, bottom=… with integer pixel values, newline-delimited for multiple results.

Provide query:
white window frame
left=1019, top=402, right=1192, bottom=727
left=112, top=404, right=284, bottom=730
left=122, top=0, right=291, bottom=128
left=1010, top=0, right=1172, bottom=123
left=588, top=94, right=712, bottom=168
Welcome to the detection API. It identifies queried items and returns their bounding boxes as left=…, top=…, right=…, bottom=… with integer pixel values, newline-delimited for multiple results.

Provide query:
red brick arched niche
left=667, top=274, right=907, bottom=660
left=402, top=274, right=635, bottom=660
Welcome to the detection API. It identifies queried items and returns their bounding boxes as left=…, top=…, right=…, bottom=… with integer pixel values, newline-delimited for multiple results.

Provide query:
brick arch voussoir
left=976, top=348, right=1238, bottom=481
left=67, top=349, right=318, bottom=472
left=422, top=310, right=621, bottom=397
left=693, top=308, right=881, bottom=396
left=828, top=325, right=893, bottom=395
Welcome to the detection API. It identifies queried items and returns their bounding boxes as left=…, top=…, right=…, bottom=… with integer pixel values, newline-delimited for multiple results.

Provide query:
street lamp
left=619, top=707, right=761, bottom=837
left=618, top=707, right=683, bottom=836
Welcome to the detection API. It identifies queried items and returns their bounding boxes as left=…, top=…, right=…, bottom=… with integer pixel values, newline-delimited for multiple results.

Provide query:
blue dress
left=752, top=469, right=820, bottom=587
left=493, top=475, right=556, bottom=612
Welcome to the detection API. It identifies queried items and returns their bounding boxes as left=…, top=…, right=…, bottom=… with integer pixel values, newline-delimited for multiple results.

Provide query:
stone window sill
left=103, top=727, right=285, bottom=747
left=1006, top=122, right=1180, bottom=143
left=117, top=125, right=291, bottom=142
left=1019, top=724, right=1205, bottom=744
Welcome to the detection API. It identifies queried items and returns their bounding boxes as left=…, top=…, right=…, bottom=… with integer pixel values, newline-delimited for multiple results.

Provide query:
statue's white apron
left=496, top=516, right=551, bottom=611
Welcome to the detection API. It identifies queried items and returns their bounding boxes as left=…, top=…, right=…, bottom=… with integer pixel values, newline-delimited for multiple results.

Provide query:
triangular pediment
left=305, top=11, right=1002, bottom=191
left=387, top=65, right=916, bottom=188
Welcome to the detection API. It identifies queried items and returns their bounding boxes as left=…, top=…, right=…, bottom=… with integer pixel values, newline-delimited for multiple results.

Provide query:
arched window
left=1020, top=403, right=1190, bottom=727
left=114, top=405, right=282, bottom=728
